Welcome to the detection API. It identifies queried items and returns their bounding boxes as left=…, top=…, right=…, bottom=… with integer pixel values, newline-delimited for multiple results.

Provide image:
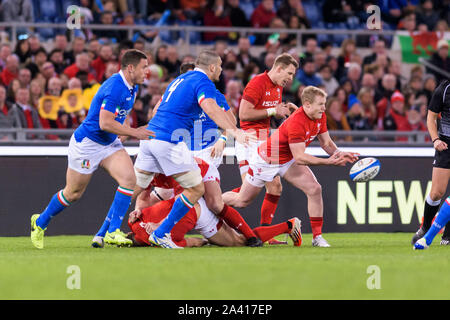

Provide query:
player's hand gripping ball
left=349, top=157, right=381, bottom=182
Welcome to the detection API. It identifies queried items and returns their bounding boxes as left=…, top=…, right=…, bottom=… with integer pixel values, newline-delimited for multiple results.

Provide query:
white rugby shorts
left=134, top=139, right=199, bottom=176
left=194, top=197, right=220, bottom=239
left=246, top=153, right=295, bottom=188
left=67, top=135, right=123, bottom=174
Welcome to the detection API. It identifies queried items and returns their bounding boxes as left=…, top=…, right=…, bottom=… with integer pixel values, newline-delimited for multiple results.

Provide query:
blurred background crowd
left=0, top=0, right=449, bottom=141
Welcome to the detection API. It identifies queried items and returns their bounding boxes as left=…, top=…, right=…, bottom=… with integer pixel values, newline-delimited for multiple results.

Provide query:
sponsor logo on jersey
left=262, top=100, right=279, bottom=107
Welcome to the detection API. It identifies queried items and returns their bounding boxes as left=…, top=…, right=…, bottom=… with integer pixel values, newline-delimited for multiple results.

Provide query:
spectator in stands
left=94, top=11, right=122, bottom=42
left=162, top=46, right=181, bottom=77
left=361, top=73, right=377, bottom=92
left=325, top=96, right=351, bottom=142
left=285, top=14, right=309, bottom=47
left=269, top=17, right=291, bottom=47
left=0, top=0, right=34, bottom=24
left=24, top=48, right=47, bottom=79
left=225, top=79, right=241, bottom=116
left=11, top=87, right=41, bottom=131
left=301, top=38, right=318, bottom=65
left=383, top=90, right=411, bottom=141
left=0, top=84, right=16, bottom=140
left=41, top=62, right=57, bottom=84
left=28, top=34, right=43, bottom=56
left=426, top=39, right=450, bottom=84
left=118, top=12, right=136, bottom=43
left=155, top=45, right=167, bottom=66
left=334, top=86, right=348, bottom=112
left=277, top=0, right=309, bottom=26
left=296, top=57, right=322, bottom=87
left=226, top=0, right=251, bottom=29
left=362, top=39, right=390, bottom=68
left=341, top=63, right=362, bottom=95
left=434, top=19, right=449, bottom=32
left=420, top=74, right=437, bottom=102
left=6, top=79, right=20, bottom=104
left=313, top=51, right=327, bottom=72
left=48, top=49, right=66, bottom=74
left=0, top=54, right=19, bottom=87
left=91, top=45, right=114, bottom=83
left=251, top=0, right=276, bottom=29
left=54, top=34, right=73, bottom=67
left=322, top=0, right=354, bottom=23
left=398, top=9, right=417, bottom=32
left=47, top=77, right=62, bottom=97
left=346, top=94, right=373, bottom=133
left=318, top=65, right=339, bottom=96
left=18, top=68, right=31, bottom=89
left=357, top=87, right=377, bottom=128
left=241, top=61, right=260, bottom=86
left=29, top=79, right=43, bottom=108
left=102, top=62, right=119, bottom=82
left=223, top=61, right=238, bottom=86
left=263, top=53, right=276, bottom=70
left=337, top=39, right=356, bottom=78
left=407, top=103, right=427, bottom=134
left=417, top=0, right=440, bottom=31
left=0, top=44, right=12, bottom=71
left=203, top=0, right=232, bottom=42
left=67, top=37, right=86, bottom=67
left=14, top=38, right=31, bottom=64
left=64, top=53, right=96, bottom=83
left=379, top=0, right=416, bottom=26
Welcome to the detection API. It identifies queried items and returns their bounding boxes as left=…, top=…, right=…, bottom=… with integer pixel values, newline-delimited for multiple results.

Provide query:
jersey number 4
left=165, top=78, right=184, bottom=102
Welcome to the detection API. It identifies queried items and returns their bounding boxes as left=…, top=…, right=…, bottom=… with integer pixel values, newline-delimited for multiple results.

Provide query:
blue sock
left=154, top=194, right=193, bottom=238
left=107, top=186, right=133, bottom=233
left=95, top=211, right=113, bottom=237
left=424, top=199, right=450, bottom=246
left=36, top=190, right=71, bottom=229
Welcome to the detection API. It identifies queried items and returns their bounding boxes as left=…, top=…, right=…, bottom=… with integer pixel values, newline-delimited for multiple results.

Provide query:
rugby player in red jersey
left=128, top=157, right=263, bottom=247
left=127, top=196, right=302, bottom=248
left=234, top=53, right=298, bottom=244
left=223, top=86, right=359, bottom=247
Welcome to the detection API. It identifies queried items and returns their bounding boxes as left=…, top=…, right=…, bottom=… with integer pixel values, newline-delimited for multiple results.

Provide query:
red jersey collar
left=263, top=71, right=277, bottom=87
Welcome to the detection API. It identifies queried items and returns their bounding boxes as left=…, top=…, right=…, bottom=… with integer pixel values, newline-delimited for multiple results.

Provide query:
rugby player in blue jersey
left=31, top=49, right=155, bottom=249
left=133, top=50, right=254, bottom=248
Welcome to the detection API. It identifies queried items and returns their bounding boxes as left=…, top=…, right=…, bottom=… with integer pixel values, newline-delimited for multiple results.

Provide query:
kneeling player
left=223, top=86, right=359, bottom=247
left=127, top=197, right=302, bottom=248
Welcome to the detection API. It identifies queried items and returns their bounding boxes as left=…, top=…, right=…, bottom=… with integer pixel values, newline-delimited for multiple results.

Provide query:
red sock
left=260, top=193, right=280, bottom=225
left=219, top=204, right=256, bottom=239
left=309, top=217, right=323, bottom=238
left=253, top=222, right=290, bottom=243
left=232, top=187, right=241, bottom=193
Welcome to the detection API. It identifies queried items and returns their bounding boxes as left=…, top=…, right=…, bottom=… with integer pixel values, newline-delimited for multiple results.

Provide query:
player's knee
left=266, top=179, right=283, bottom=195
left=64, top=188, right=84, bottom=202
left=429, top=190, right=445, bottom=202
left=306, top=183, right=322, bottom=197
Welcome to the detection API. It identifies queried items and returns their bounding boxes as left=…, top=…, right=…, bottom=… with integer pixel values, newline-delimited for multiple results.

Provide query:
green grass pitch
left=1, top=233, right=449, bottom=300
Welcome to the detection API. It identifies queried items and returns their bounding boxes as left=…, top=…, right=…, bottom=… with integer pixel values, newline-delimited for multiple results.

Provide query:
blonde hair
left=301, top=86, right=327, bottom=104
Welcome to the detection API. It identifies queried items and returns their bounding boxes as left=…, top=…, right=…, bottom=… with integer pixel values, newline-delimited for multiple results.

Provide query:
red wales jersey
left=240, top=71, right=283, bottom=139
left=128, top=199, right=198, bottom=247
left=258, top=107, right=328, bottom=164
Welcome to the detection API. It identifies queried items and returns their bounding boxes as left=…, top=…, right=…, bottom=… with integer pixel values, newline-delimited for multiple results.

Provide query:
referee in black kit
left=412, top=79, right=450, bottom=245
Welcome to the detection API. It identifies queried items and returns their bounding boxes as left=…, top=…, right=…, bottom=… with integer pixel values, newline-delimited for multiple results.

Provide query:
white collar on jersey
left=119, top=70, right=134, bottom=91
left=193, top=67, right=208, bottom=76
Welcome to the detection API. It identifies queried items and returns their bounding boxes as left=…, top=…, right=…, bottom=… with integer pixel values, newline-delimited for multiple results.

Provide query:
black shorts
left=433, top=137, right=450, bottom=169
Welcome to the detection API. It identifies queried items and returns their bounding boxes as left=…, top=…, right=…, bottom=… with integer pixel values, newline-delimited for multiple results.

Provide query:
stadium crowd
left=0, top=0, right=449, bottom=141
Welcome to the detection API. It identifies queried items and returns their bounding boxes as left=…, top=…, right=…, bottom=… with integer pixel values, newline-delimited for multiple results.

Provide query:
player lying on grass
left=93, top=157, right=262, bottom=248
left=414, top=195, right=450, bottom=250
left=223, top=86, right=359, bottom=247
left=126, top=196, right=302, bottom=248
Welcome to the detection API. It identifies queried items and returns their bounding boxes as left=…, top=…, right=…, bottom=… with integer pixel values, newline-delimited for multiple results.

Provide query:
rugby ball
left=349, top=157, right=381, bottom=182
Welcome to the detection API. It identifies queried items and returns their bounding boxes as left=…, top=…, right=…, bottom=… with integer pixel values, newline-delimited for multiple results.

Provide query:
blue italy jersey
left=190, top=90, right=230, bottom=151
left=148, top=69, right=217, bottom=143
left=74, top=71, right=138, bottom=145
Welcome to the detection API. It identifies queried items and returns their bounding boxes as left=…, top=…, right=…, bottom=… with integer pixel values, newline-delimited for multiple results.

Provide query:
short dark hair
left=121, top=49, right=147, bottom=69
left=180, top=62, right=195, bottom=74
